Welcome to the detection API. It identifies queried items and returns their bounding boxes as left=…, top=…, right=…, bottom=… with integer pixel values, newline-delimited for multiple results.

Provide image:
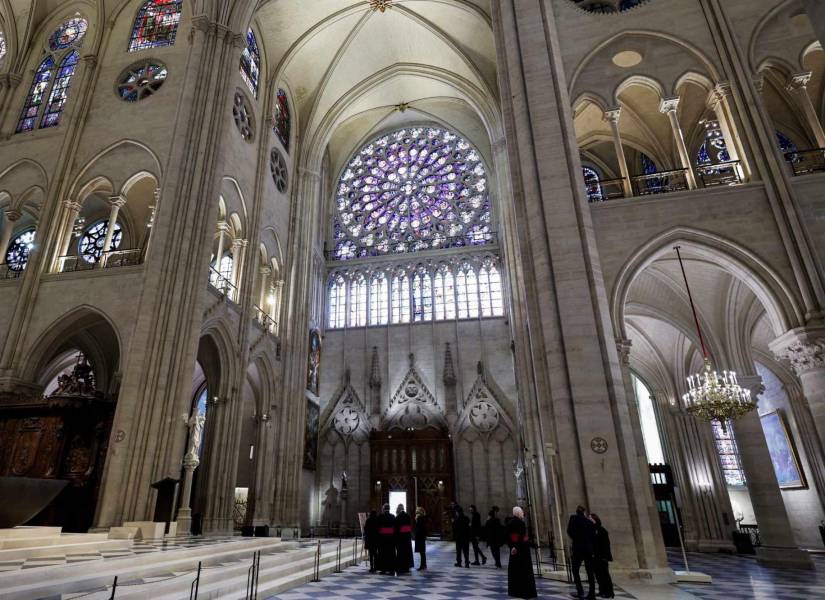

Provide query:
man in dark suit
left=567, top=505, right=596, bottom=600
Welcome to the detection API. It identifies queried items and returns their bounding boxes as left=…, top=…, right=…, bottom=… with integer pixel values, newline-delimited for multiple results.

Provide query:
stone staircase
left=0, top=526, right=132, bottom=564
left=0, top=530, right=357, bottom=600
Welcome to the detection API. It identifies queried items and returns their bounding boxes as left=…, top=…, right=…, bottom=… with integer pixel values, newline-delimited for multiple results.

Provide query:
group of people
left=363, top=503, right=428, bottom=575
left=568, top=505, right=614, bottom=599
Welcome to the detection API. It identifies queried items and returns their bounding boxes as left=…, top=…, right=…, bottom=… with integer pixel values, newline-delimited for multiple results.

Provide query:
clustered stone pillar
left=659, top=97, right=697, bottom=189
left=0, top=209, right=22, bottom=265
left=603, top=107, right=633, bottom=197
left=786, top=73, right=825, bottom=149
left=99, top=196, right=126, bottom=268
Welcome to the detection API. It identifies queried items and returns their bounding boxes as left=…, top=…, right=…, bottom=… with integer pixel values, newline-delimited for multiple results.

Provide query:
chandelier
left=675, top=246, right=756, bottom=429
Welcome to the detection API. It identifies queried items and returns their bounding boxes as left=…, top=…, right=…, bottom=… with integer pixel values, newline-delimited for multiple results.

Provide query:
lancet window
left=129, top=0, right=182, bottom=52
left=327, top=257, right=503, bottom=329
left=240, top=29, right=260, bottom=97
left=273, top=89, right=290, bottom=152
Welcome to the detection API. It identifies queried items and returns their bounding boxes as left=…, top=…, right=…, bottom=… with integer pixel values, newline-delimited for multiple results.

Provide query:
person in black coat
left=469, top=504, right=487, bottom=565
left=590, top=513, right=614, bottom=599
left=485, top=506, right=504, bottom=568
left=394, top=504, right=414, bottom=574
left=376, top=503, right=397, bottom=575
left=506, top=506, right=537, bottom=599
left=567, top=505, right=596, bottom=600
left=453, top=505, right=471, bottom=567
left=414, top=506, right=428, bottom=570
left=364, top=510, right=379, bottom=573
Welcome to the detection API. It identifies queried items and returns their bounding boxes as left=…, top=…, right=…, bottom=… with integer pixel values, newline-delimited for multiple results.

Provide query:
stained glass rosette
left=333, top=127, right=491, bottom=260
left=6, top=229, right=36, bottom=271
left=49, top=17, right=88, bottom=51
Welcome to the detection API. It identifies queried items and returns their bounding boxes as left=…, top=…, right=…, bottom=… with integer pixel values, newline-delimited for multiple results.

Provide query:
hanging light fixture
left=674, top=246, right=756, bottom=429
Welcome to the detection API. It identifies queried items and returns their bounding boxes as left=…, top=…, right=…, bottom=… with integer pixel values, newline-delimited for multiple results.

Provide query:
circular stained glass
left=270, top=148, right=288, bottom=193
left=333, top=127, right=491, bottom=260
left=233, top=90, right=254, bottom=142
left=49, top=17, right=88, bottom=51
left=117, top=61, right=167, bottom=101
left=5, top=229, right=35, bottom=271
left=79, top=220, right=122, bottom=264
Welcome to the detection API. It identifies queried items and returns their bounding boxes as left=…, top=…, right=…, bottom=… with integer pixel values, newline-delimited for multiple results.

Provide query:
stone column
left=603, top=107, right=633, bottom=197
left=54, top=200, right=82, bottom=272
left=272, top=280, right=284, bottom=334
left=229, top=238, right=247, bottom=299
left=659, top=97, right=697, bottom=189
left=771, top=327, right=825, bottom=453
left=98, top=196, right=126, bottom=268
left=786, top=73, right=825, bottom=148
left=258, top=266, right=271, bottom=310
left=0, top=210, right=22, bottom=265
left=734, top=376, right=812, bottom=568
left=176, top=413, right=205, bottom=535
left=214, top=221, right=229, bottom=271
left=706, top=83, right=749, bottom=181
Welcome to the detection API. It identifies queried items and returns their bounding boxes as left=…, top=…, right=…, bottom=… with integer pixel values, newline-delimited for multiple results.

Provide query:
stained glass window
left=696, top=119, right=731, bottom=167
left=16, top=57, right=55, bottom=133
left=333, top=127, right=491, bottom=260
left=776, top=131, right=798, bottom=155
left=369, top=273, right=389, bottom=325
left=328, top=275, right=346, bottom=329
left=350, top=274, right=367, bottom=327
left=456, top=264, right=479, bottom=319
left=274, top=89, right=291, bottom=152
left=412, top=270, right=433, bottom=322
left=49, top=17, right=88, bottom=51
left=391, top=274, right=410, bottom=324
left=0, top=29, right=7, bottom=62
left=582, top=166, right=603, bottom=202
left=129, top=0, right=182, bottom=52
left=79, top=220, right=122, bottom=264
left=5, top=228, right=36, bottom=271
left=40, top=50, right=78, bottom=128
left=479, top=263, right=503, bottom=317
left=117, top=61, right=168, bottom=101
left=712, top=420, right=746, bottom=487
left=433, top=265, right=456, bottom=320
left=240, top=29, right=260, bottom=98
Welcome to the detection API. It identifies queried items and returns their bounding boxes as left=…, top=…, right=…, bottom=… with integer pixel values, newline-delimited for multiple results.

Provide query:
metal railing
left=209, top=267, right=237, bottom=301
left=325, top=230, right=498, bottom=262
left=631, top=168, right=690, bottom=196
left=58, top=248, right=143, bottom=273
left=253, top=305, right=278, bottom=334
left=245, top=552, right=260, bottom=600
left=785, top=148, right=825, bottom=175
left=696, top=160, right=743, bottom=187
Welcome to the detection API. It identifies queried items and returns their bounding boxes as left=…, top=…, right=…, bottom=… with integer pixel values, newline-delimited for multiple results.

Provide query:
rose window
left=333, top=127, right=491, bottom=260
left=79, top=220, right=122, bottom=264
left=49, top=17, right=88, bottom=51
left=5, top=229, right=36, bottom=271
left=232, top=90, right=254, bottom=142
left=117, top=61, right=167, bottom=101
left=334, top=407, right=361, bottom=436
left=270, top=148, right=288, bottom=192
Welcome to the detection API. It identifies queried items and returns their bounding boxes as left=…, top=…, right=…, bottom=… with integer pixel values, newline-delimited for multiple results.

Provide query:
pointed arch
left=129, top=0, right=182, bottom=52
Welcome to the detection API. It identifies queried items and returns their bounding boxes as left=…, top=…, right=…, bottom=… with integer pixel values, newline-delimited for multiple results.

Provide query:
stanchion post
left=109, top=575, right=118, bottom=600
left=190, top=561, right=202, bottom=600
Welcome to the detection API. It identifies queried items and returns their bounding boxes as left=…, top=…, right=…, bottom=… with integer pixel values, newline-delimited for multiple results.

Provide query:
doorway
left=370, top=429, right=453, bottom=534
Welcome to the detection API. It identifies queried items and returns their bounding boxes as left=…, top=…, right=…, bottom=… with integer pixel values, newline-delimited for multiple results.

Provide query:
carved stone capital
left=108, top=195, right=127, bottom=209
left=81, top=54, right=98, bottom=68
left=4, top=209, right=22, bottom=222
left=602, top=107, right=622, bottom=125
left=62, top=199, right=82, bottom=212
left=615, top=338, right=632, bottom=366
left=737, top=375, right=765, bottom=400
left=659, top=97, right=681, bottom=114
left=231, top=238, right=249, bottom=249
left=706, top=82, right=731, bottom=110
left=786, top=72, right=813, bottom=92
left=770, top=327, right=825, bottom=376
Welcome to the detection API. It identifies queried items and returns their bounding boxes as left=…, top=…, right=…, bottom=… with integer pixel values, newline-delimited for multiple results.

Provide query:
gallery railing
left=696, top=160, right=743, bottom=188
left=586, top=177, right=627, bottom=203
left=0, top=265, right=25, bottom=279
left=325, top=230, right=498, bottom=262
left=631, top=168, right=691, bottom=196
left=785, top=148, right=825, bottom=175
left=209, top=267, right=237, bottom=301
left=58, top=248, right=143, bottom=273
left=253, top=305, right=278, bottom=334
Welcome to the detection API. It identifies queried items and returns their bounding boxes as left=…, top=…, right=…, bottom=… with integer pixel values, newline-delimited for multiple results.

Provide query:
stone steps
left=0, top=537, right=132, bottom=562
left=0, top=532, right=110, bottom=550
left=0, top=536, right=277, bottom=600
left=0, top=527, right=63, bottom=540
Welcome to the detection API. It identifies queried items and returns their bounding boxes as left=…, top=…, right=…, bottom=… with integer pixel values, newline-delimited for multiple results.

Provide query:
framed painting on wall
left=760, top=410, right=806, bottom=489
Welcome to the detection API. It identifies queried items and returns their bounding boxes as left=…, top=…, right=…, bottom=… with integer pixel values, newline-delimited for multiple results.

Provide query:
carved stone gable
left=321, top=382, right=370, bottom=443
left=383, top=362, right=446, bottom=431
left=457, top=367, right=514, bottom=435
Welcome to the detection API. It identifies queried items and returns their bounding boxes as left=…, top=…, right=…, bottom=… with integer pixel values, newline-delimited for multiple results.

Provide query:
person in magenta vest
left=395, top=503, right=414, bottom=574
left=376, top=503, right=397, bottom=575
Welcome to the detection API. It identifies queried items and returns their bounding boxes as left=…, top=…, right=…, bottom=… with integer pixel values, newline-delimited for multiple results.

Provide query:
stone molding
left=770, top=327, right=825, bottom=376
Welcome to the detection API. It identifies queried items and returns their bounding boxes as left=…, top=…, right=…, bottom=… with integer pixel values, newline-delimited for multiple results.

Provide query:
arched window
left=433, top=265, right=456, bottom=321
left=349, top=274, right=367, bottom=327
left=631, top=374, right=665, bottom=464
left=79, top=220, right=122, bottom=264
left=696, top=119, right=730, bottom=167
left=41, top=50, right=79, bottom=128
left=16, top=57, right=55, bottom=133
left=776, top=131, right=798, bottom=155
left=240, top=29, right=260, bottom=98
left=17, top=17, right=86, bottom=134
left=412, top=269, right=433, bottom=322
left=712, top=420, right=746, bottom=487
left=328, top=275, right=347, bottom=329
left=333, top=127, right=491, bottom=260
left=273, top=89, right=291, bottom=152
left=129, top=0, right=182, bottom=52
left=369, top=273, right=389, bottom=325
left=582, top=166, right=603, bottom=202
left=5, top=228, right=36, bottom=271
left=479, top=262, right=503, bottom=317
left=456, top=264, right=479, bottom=319
left=391, top=273, right=410, bottom=324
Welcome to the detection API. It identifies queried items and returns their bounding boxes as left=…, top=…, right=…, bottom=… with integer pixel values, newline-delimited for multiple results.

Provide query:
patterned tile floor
left=671, top=549, right=825, bottom=600
left=267, top=541, right=635, bottom=599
